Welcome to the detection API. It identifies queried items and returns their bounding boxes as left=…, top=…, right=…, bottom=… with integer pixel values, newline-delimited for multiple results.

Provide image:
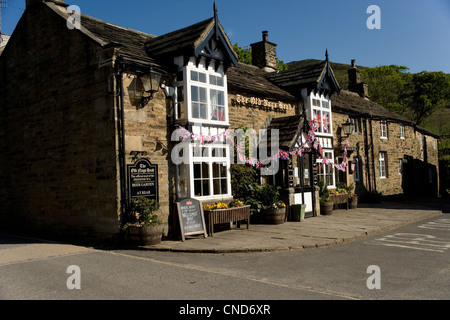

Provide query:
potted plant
left=320, top=195, right=334, bottom=215
left=348, top=193, right=358, bottom=209
left=124, top=197, right=163, bottom=246
left=259, top=185, right=287, bottom=224
left=319, top=180, right=333, bottom=215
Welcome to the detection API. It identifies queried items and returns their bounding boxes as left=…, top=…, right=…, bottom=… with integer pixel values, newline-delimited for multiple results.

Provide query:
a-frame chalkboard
left=176, top=198, right=207, bottom=242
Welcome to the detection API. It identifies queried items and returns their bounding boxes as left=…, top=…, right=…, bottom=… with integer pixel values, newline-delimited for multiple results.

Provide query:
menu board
left=176, top=198, right=207, bottom=241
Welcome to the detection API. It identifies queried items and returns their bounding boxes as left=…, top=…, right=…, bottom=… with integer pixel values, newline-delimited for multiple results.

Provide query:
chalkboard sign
left=127, top=158, right=158, bottom=201
left=176, top=198, right=207, bottom=241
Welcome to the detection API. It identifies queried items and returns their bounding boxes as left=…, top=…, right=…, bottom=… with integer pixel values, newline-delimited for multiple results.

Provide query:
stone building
left=0, top=0, right=440, bottom=243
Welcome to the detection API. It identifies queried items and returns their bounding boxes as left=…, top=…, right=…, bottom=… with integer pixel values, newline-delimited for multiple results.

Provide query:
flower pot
left=320, top=201, right=334, bottom=215
left=128, top=224, right=163, bottom=246
left=290, top=204, right=306, bottom=222
left=349, top=198, right=358, bottom=209
left=261, top=208, right=286, bottom=224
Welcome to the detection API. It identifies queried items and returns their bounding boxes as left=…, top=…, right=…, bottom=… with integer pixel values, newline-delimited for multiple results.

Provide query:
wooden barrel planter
left=349, top=198, right=358, bottom=209
left=261, top=208, right=286, bottom=224
left=320, top=201, right=334, bottom=215
left=128, top=224, right=163, bottom=246
left=204, top=205, right=251, bottom=236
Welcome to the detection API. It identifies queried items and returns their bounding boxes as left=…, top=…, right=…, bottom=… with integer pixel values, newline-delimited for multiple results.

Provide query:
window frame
left=188, top=142, right=231, bottom=200
left=379, top=152, right=387, bottom=178
left=380, top=120, right=388, bottom=139
left=175, top=61, right=229, bottom=125
left=310, top=93, right=333, bottom=136
left=316, top=150, right=336, bottom=189
left=400, top=124, right=405, bottom=139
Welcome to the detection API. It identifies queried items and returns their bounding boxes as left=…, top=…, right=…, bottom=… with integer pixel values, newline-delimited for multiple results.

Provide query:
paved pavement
left=145, top=201, right=446, bottom=253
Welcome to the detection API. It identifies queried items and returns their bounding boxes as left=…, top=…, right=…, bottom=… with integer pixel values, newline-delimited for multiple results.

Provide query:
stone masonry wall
left=332, top=111, right=439, bottom=197
left=0, top=4, right=119, bottom=241
left=121, top=74, right=174, bottom=234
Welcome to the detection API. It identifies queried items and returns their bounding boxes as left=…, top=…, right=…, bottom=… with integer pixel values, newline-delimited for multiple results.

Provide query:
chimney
left=348, top=59, right=369, bottom=98
left=250, top=31, right=278, bottom=72
left=26, top=0, right=66, bottom=9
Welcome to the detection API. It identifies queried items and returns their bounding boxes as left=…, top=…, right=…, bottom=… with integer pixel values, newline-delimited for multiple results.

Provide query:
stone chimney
left=250, top=31, right=278, bottom=72
left=26, top=0, right=66, bottom=9
left=348, top=59, right=369, bottom=98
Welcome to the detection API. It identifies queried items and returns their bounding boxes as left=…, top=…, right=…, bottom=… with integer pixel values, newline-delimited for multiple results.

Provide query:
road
left=1, top=214, right=449, bottom=304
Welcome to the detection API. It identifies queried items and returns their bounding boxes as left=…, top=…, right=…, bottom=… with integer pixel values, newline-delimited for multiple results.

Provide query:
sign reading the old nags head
left=127, top=158, right=158, bottom=201
left=232, top=94, right=295, bottom=113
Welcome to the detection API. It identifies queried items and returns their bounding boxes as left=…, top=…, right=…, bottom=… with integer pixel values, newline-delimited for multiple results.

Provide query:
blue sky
left=2, top=0, right=450, bottom=73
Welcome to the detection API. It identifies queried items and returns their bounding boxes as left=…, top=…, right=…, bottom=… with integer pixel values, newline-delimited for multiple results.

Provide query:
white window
left=317, top=151, right=335, bottom=188
left=174, top=59, right=228, bottom=124
left=192, top=143, right=230, bottom=198
left=400, top=124, right=405, bottom=139
left=379, top=152, right=387, bottom=178
left=176, top=141, right=231, bottom=200
left=398, top=159, right=403, bottom=175
left=380, top=121, right=388, bottom=139
left=310, top=93, right=332, bottom=135
left=351, top=118, right=362, bottom=133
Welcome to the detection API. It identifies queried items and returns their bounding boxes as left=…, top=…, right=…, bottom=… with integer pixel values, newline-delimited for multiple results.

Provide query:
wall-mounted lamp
left=342, top=118, right=355, bottom=137
left=139, top=67, right=162, bottom=109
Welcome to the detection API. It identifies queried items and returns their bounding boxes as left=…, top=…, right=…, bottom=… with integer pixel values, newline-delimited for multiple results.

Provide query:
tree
left=361, top=65, right=411, bottom=115
left=409, top=71, right=450, bottom=125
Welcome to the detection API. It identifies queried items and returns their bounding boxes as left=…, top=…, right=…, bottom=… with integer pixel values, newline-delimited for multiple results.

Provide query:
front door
left=294, top=153, right=314, bottom=215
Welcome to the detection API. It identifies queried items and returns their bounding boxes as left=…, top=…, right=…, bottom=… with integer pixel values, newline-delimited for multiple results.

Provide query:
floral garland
left=177, top=121, right=349, bottom=172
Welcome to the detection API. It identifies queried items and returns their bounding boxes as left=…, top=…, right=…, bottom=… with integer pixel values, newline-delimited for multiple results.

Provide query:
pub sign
left=127, top=158, right=158, bottom=201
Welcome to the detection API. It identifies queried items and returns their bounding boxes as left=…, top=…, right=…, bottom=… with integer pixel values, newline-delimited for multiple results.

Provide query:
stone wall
left=0, top=4, right=120, bottom=242
left=121, top=74, right=174, bottom=233
left=228, top=92, right=297, bottom=131
left=332, top=111, right=440, bottom=197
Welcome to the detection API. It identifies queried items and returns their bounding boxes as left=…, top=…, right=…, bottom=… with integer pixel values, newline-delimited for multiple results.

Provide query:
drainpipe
left=363, top=119, right=372, bottom=192
left=115, top=57, right=128, bottom=226
left=369, top=118, right=377, bottom=192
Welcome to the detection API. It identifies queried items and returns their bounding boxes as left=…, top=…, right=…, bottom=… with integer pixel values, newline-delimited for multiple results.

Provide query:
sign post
left=176, top=198, right=207, bottom=242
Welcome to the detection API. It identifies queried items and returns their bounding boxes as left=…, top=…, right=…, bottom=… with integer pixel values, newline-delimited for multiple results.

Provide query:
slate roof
left=266, top=58, right=340, bottom=96
left=267, top=60, right=327, bottom=88
left=259, top=114, right=305, bottom=151
left=332, top=90, right=439, bottom=138
left=227, top=63, right=296, bottom=101
left=144, top=18, right=215, bottom=59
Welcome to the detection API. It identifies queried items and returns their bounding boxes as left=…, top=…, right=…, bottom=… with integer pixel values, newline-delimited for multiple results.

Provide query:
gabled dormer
left=145, top=4, right=238, bottom=127
left=145, top=3, right=238, bottom=73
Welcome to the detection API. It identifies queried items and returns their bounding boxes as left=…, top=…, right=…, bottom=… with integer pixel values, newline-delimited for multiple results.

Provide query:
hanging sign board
left=176, top=198, right=207, bottom=242
left=127, top=158, right=158, bottom=201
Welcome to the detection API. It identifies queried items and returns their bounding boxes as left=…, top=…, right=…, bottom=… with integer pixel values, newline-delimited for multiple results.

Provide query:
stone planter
left=128, top=224, right=163, bottom=246
left=320, top=201, right=334, bottom=215
left=204, top=205, right=251, bottom=236
left=261, top=208, right=286, bottom=224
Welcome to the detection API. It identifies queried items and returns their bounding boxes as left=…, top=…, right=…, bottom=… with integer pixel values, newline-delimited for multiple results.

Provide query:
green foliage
left=233, top=43, right=252, bottom=65
left=409, top=71, right=450, bottom=125
left=361, top=66, right=450, bottom=125
left=126, top=197, right=161, bottom=228
left=319, top=179, right=332, bottom=203
left=230, top=163, right=261, bottom=215
left=361, top=65, right=412, bottom=116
